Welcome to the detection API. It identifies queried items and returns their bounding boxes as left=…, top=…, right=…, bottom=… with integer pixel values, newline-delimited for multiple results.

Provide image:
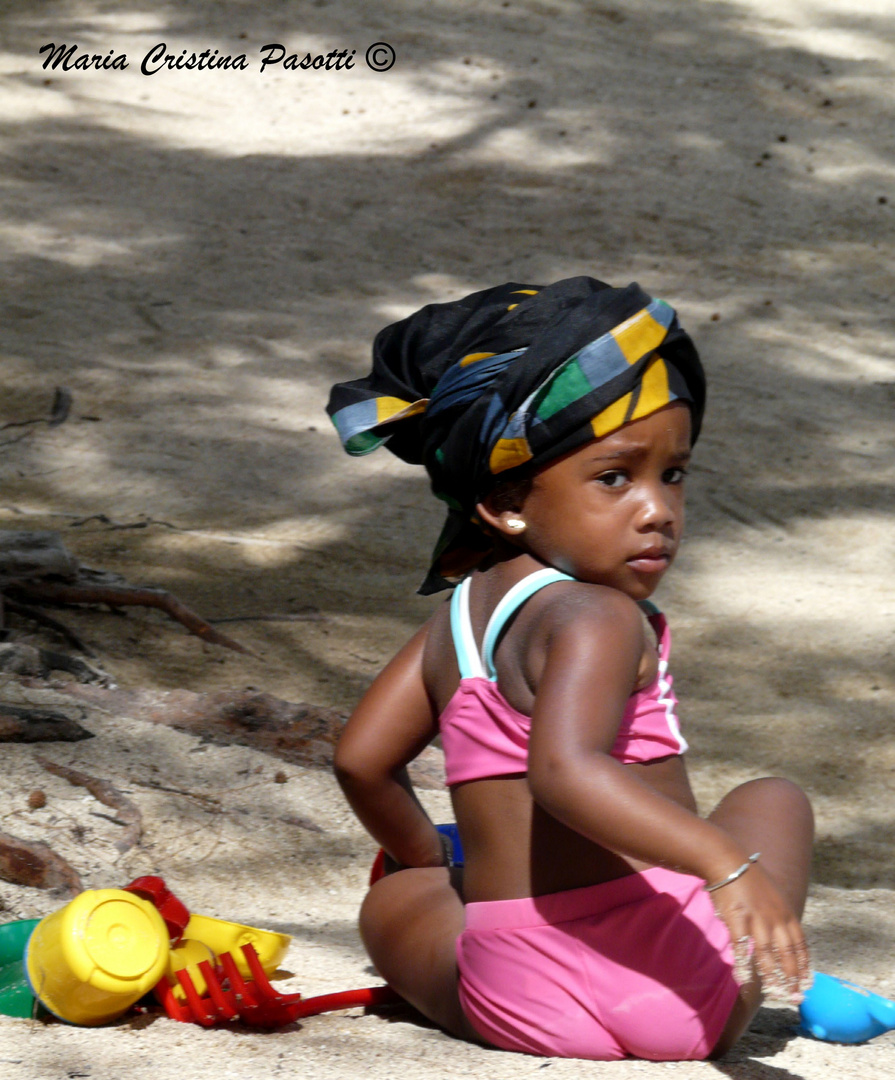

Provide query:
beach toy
left=436, top=823, right=464, bottom=866
left=369, top=823, right=465, bottom=885
left=24, top=889, right=169, bottom=1025
left=162, top=937, right=218, bottom=998
left=0, top=918, right=40, bottom=967
left=0, top=956, right=36, bottom=1019
left=180, top=914, right=290, bottom=979
left=800, top=972, right=895, bottom=1044
left=154, top=940, right=400, bottom=1028
left=123, top=875, right=289, bottom=981
left=120, top=877, right=399, bottom=1028
left=0, top=919, right=41, bottom=1019
left=122, top=876, right=190, bottom=942
left=0, top=875, right=401, bottom=1030
left=158, top=915, right=290, bottom=1002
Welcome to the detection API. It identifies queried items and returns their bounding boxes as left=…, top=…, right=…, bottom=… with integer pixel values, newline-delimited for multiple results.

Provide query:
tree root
left=58, top=684, right=446, bottom=790
left=2, top=597, right=96, bottom=655
left=0, top=829, right=82, bottom=895
left=5, top=580, right=254, bottom=656
left=36, top=756, right=142, bottom=854
left=0, top=704, right=93, bottom=743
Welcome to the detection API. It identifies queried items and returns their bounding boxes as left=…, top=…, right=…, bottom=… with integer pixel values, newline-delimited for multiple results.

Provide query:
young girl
left=326, top=277, right=814, bottom=1061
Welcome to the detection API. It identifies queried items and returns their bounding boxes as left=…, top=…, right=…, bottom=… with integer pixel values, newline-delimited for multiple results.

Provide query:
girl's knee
left=359, top=867, right=455, bottom=957
left=357, top=868, right=469, bottom=1037
left=717, top=776, right=813, bottom=828
left=749, top=776, right=813, bottom=831
left=710, top=776, right=813, bottom=913
left=359, top=871, right=414, bottom=952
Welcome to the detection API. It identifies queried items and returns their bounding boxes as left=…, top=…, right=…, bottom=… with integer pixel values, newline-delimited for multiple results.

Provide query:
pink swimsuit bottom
left=443, top=571, right=736, bottom=1060
left=457, top=867, right=739, bottom=1060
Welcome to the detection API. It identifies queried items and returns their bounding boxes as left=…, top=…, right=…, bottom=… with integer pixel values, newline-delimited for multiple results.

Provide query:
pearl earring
left=506, top=518, right=527, bottom=532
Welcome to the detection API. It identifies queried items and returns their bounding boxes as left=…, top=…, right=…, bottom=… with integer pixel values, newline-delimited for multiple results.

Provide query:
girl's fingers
left=753, top=926, right=810, bottom=1005
left=731, top=933, right=754, bottom=987
left=752, top=932, right=782, bottom=994
left=710, top=867, right=811, bottom=1005
left=786, top=933, right=814, bottom=998
left=718, top=908, right=811, bottom=1003
left=715, top=904, right=755, bottom=988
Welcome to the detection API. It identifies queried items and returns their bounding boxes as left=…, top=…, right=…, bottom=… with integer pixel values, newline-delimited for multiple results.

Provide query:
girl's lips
left=627, top=551, right=670, bottom=573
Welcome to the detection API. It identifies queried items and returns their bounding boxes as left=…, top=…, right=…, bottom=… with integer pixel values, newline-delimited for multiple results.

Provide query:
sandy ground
left=0, top=0, right=893, bottom=1076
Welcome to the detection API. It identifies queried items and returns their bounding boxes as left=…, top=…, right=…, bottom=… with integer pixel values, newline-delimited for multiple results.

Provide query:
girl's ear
left=475, top=496, right=528, bottom=539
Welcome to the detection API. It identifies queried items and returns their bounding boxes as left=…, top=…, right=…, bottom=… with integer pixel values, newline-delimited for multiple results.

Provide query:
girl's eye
left=664, top=466, right=689, bottom=484
left=596, top=470, right=628, bottom=488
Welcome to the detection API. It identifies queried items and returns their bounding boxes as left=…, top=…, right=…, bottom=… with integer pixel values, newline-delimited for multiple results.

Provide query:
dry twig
left=6, top=580, right=254, bottom=656
left=0, top=387, right=72, bottom=431
left=35, top=755, right=142, bottom=854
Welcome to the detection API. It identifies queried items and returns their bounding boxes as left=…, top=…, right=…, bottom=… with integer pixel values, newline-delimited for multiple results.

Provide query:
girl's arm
left=526, top=587, right=808, bottom=992
left=333, top=623, right=446, bottom=870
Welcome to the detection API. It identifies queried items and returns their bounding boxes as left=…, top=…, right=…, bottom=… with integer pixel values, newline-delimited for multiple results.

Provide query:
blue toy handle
left=435, top=823, right=464, bottom=867
left=800, top=972, right=895, bottom=1043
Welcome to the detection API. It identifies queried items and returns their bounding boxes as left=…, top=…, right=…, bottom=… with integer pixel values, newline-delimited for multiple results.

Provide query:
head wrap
left=327, top=276, right=705, bottom=593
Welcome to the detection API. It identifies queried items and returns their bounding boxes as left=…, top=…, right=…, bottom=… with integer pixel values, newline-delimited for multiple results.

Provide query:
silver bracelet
left=705, top=852, right=761, bottom=893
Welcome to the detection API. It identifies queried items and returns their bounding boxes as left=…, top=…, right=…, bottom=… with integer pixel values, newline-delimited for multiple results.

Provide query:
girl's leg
left=707, top=777, right=814, bottom=1057
left=359, top=865, right=482, bottom=1042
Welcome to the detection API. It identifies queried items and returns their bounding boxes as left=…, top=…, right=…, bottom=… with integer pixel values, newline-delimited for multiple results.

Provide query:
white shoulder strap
left=481, top=568, right=574, bottom=681
left=449, top=576, right=486, bottom=679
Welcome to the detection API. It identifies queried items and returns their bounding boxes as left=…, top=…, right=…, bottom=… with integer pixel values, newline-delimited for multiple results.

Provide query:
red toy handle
left=369, top=849, right=386, bottom=886
left=296, top=985, right=402, bottom=1018
left=124, top=875, right=191, bottom=943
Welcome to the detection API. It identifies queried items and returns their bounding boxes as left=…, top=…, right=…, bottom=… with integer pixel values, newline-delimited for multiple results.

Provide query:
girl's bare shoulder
left=527, top=579, right=646, bottom=644
left=500, top=581, right=649, bottom=710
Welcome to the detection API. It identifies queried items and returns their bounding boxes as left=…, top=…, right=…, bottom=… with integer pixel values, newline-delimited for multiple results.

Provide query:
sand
left=0, top=0, right=893, bottom=1076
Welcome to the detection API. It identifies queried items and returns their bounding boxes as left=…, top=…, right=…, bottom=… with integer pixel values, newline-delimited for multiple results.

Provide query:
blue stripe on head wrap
left=426, top=349, right=527, bottom=418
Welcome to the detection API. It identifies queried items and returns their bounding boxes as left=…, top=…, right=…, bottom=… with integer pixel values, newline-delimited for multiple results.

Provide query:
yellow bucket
left=25, top=889, right=169, bottom=1025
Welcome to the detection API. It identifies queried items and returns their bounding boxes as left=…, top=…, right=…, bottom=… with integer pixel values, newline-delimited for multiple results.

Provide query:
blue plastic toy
left=800, top=972, right=895, bottom=1043
left=436, top=823, right=464, bottom=867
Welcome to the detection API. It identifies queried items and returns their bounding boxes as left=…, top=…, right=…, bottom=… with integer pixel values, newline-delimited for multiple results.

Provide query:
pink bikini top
left=439, top=569, right=688, bottom=786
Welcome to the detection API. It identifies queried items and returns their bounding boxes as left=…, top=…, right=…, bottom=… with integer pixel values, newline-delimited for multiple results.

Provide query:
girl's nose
left=637, top=484, right=677, bottom=530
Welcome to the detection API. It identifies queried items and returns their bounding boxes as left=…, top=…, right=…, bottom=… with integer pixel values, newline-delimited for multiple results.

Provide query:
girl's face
left=516, top=402, right=691, bottom=599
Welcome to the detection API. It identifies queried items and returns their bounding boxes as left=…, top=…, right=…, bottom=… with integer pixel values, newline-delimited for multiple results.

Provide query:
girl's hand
left=708, top=861, right=811, bottom=1004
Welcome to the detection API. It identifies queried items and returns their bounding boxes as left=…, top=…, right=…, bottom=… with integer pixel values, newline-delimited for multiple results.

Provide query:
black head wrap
left=327, top=276, right=705, bottom=593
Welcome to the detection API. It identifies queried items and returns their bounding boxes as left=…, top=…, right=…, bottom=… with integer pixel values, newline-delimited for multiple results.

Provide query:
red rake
left=155, top=942, right=401, bottom=1028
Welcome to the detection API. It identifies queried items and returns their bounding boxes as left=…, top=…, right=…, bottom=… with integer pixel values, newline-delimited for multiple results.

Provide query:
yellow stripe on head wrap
left=375, top=396, right=428, bottom=423
left=611, top=308, right=668, bottom=364
left=507, top=288, right=539, bottom=311
left=630, top=355, right=671, bottom=420
left=589, top=355, right=673, bottom=438
left=489, top=436, right=533, bottom=474
left=590, top=393, right=633, bottom=438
